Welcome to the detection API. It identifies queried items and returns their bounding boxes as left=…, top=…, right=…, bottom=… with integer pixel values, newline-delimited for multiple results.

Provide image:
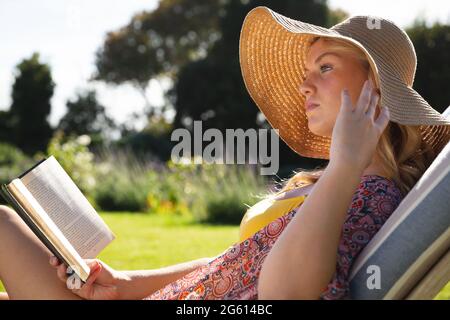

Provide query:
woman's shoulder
left=353, top=174, right=404, bottom=215
left=359, top=174, right=402, bottom=196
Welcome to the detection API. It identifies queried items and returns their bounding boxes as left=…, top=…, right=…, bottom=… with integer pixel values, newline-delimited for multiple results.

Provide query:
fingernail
left=93, top=265, right=101, bottom=276
left=92, top=261, right=101, bottom=272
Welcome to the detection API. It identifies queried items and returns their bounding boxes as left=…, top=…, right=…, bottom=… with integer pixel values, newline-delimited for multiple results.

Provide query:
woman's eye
left=320, top=64, right=332, bottom=73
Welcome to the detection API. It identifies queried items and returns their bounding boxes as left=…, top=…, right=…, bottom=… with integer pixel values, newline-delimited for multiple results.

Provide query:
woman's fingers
left=56, top=263, right=69, bottom=282
left=356, top=79, right=372, bottom=114
left=85, top=262, right=102, bottom=286
left=342, top=80, right=378, bottom=117
left=49, top=257, right=109, bottom=299
left=70, top=261, right=102, bottom=299
left=366, top=92, right=379, bottom=120
left=365, top=91, right=390, bottom=134
left=375, top=106, right=390, bottom=131
left=48, top=256, right=101, bottom=299
left=49, top=255, right=68, bottom=282
left=340, top=89, right=352, bottom=113
left=49, top=255, right=60, bottom=267
left=49, top=255, right=71, bottom=285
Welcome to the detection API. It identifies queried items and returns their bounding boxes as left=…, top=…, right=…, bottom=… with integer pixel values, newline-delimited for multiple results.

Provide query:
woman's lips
left=305, top=102, right=319, bottom=113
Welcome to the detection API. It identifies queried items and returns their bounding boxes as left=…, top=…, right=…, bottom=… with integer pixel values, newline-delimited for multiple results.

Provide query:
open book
left=0, top=156, right=115, bottom=282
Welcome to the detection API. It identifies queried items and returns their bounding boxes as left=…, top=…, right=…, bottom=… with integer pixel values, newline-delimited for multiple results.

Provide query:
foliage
left=95, top=0, right=450, bottom=174
left=94, top=169, right=154, bottom=212
left=407, top=22, right=450, bottom=112
left=172, top=0, right=331, bottom=171
left=173, top=0, right=330, bottom=132
left=92, top=149, right=190, bottom=215
left=57, top=90, right=116, bottom=146
left=92, top=0, right=225, bottom=122
left=0, top=111, right=13, bottom=144
left=9, top=53, right=54, bottom=155
left=92, top=149, right=161, bottom=212
left=89, top=147, right=268, bottom=224
left=0, top=143, right=34, bottom=186
left=47, top=132, right=97, bottom=200
left=116, top=115, right=175, bottom=161
left=93, top=0, right=223, bottom=85
left=166, top=158, right=268, bottom=224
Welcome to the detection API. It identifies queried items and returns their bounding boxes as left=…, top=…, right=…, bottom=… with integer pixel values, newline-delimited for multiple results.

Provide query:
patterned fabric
left=144, top=175, right=404, bottom=300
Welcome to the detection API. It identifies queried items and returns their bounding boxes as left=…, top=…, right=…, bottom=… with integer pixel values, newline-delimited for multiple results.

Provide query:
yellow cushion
left=239, top=194, right=307, bottom=242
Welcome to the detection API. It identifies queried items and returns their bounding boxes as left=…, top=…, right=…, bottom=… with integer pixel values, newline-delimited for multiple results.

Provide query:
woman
left=0, top=7, right=449, bottom=300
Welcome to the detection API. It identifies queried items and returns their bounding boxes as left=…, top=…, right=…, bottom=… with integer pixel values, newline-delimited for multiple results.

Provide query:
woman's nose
left=299, top=78, right=314, bottom=98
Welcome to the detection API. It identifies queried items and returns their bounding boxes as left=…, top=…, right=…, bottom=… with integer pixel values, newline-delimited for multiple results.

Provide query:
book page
left=20, top=156, right=115, bottom=259
left=8, top=180, right=91, bottom=282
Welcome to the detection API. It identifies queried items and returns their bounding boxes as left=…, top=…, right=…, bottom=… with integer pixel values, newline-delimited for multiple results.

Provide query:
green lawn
left=0, top=212, right=239, bottom=295
left=1, top=212, right=449, bottom=299
left=96, top=212, right=239, bottom=270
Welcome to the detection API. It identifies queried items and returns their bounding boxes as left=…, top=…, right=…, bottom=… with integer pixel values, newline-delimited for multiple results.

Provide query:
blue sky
left=1, top=0, right=449, bottom=129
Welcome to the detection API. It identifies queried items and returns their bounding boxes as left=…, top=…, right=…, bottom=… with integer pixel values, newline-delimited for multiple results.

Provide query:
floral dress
left=144, top=175, right=404, bottom=300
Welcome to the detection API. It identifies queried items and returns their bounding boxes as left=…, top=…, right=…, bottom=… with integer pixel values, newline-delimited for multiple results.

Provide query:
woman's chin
left=307, top=120, right=321, bottom=135
left=307, top=122, right=330, bottom=137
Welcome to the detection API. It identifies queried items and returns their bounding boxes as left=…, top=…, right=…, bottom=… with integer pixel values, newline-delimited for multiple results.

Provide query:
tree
left=174, top=0, right=334, bottom=131
left=93, top=0, right=342, bottom=170
left=0, top=110, right=12, bottom=143
left=57, top=90, right=116, bottom=145
left=93, top=0, right=225, bottom=118
left=407, top=22, right=450, bottom=112
left=10, top=53, right=54, bottom=155
left=92, top=0, right=338, bottom=132
left=173, top=0, right=333, bottom=169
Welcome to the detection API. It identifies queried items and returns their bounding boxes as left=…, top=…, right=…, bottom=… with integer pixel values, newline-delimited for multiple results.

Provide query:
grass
left=436, top=283, right=450, bottom=300
left=0, top=212, right=239, bottom=294
left=96, top=212, right=239, bottom=270
left=1, top=212, right=449, bottom=299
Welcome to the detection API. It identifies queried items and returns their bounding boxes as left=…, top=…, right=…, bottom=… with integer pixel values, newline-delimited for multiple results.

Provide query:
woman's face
left=300, top=39, right=370, bottom=137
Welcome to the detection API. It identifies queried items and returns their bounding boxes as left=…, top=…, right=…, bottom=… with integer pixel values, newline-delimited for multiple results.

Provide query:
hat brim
left=239, top=6, right=450, bottom=159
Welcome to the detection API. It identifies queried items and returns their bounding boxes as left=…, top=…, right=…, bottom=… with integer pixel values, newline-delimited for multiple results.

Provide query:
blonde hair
left=273, top=37, right=437, bottom=198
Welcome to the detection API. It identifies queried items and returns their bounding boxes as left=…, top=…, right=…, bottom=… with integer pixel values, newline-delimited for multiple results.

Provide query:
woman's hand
left=49, top=256, right=131, bottom=300
left=329, top=79, right=390, bottom=173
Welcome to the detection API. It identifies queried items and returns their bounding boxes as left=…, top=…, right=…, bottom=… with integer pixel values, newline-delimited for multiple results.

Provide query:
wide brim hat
left=239, top=6, right=450, bottom=160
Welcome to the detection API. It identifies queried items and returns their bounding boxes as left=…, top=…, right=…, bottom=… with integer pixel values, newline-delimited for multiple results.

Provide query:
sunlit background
left=1, top=0, right=449, bottom=130
left=0, top=0, right=449, bottom=300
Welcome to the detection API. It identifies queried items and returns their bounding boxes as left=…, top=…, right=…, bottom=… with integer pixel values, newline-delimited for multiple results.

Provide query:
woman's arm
left=51, top=256, right=214, bottom=300
left=118, top=257, right=213, bottom=299
left=258, top=162, right=363, bottom=299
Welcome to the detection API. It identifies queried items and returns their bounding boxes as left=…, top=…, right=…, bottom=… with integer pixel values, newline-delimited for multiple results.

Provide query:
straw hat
left=239, top=6, right=450, bottom=160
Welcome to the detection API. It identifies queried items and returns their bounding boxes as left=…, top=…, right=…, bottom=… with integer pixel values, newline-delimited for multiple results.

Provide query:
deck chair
left=348, top=106, right=450, bottom=300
